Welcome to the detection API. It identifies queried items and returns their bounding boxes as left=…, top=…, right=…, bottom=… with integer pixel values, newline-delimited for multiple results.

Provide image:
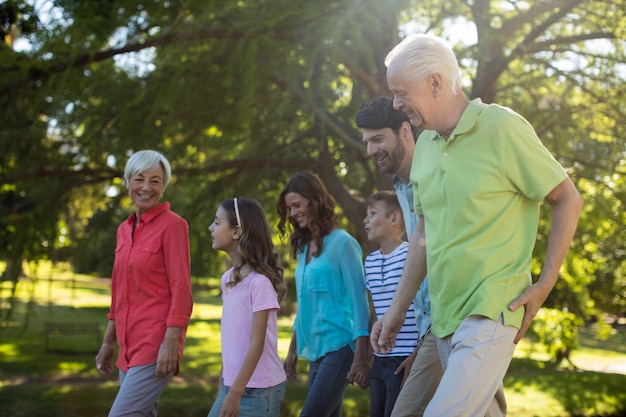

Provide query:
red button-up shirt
left=108, top=202, right=193, bottom=373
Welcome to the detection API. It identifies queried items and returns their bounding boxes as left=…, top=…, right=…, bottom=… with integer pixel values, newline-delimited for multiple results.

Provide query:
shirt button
left=443, top=152, right=448, bottom=157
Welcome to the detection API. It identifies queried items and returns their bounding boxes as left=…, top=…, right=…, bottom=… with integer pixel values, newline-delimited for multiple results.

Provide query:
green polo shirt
left=411, top=98, right=568, bottom=338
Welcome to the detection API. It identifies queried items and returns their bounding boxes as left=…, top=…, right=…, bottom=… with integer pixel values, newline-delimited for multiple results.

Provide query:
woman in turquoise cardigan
left=277, top=171, right=371, bottom=417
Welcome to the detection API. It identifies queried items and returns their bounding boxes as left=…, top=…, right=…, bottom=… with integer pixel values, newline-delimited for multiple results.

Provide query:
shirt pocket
left=139, top=239, right=161, bottom=254
left=115, top=242, right=126, bottom=253
left=304, top=264, right=333, bottom=293
left=112, top=243, right=127, bottom=276
left=134, top=238, right=163, bottom=274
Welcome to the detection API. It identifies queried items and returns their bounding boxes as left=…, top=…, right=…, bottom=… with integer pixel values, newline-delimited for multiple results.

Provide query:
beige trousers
left=390, top=330, right=443, bottom=417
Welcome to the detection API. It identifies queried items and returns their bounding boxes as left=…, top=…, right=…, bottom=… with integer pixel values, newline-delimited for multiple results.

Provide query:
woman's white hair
left=385, top=34, right=461, bottom=94
left=123, top=150, right=172, bottom=189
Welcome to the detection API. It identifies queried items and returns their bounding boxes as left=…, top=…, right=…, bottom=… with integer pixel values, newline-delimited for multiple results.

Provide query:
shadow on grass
left=578, top=326, right=626, bottom=352
left=506, top=358, right=626, bottom=417
left=1, top=350, right=625, bottom=417
left=2, top=271, right=626, bottom=417
left=0, top=384, right=65, bottom=417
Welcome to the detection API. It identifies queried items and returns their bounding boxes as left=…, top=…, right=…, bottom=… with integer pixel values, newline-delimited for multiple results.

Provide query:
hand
left=346, top=356, right=371, bottom=389
left=394, top=348, right=418, bottom=388
left=283, top=351, right=298, bottom=381
left=508, top=281, right=552, bottom=344
left=370, top=310, right=404, bottom=354
left=155, top=337, right=178, bottom=377
left=219, top=390, right=241, bottom=417
left=95, top=342, right=115, bottom=375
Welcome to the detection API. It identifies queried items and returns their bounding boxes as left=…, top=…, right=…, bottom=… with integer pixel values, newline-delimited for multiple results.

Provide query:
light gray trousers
left=108, top=363, right=173, bottom=417
left=425, top=315, right=517, bottom=417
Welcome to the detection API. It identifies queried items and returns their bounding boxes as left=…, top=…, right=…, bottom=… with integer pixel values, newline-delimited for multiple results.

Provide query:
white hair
left=385, top=34, right=461, bottom=94
left=123, top=150, right=172, bottom=189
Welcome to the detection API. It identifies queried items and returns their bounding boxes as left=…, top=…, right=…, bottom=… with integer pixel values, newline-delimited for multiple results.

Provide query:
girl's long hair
left=220, top=197, right=286, bottom=302
left=277, top=172, right=339, bottom=258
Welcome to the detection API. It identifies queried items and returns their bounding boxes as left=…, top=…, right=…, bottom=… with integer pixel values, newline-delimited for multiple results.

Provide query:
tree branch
left=0, top=28, right=300, bottom=95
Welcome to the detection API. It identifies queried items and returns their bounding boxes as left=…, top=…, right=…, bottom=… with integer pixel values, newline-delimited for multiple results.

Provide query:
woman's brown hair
left=277, top=172, right=339, bottom=258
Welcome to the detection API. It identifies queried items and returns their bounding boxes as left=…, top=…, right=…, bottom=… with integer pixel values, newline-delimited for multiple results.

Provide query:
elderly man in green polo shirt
left=370, top=34, right=583, bottom=417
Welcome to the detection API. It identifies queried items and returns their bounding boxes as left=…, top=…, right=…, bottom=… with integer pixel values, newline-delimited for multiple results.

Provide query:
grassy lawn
left=1, top=263, right=625, bottom=417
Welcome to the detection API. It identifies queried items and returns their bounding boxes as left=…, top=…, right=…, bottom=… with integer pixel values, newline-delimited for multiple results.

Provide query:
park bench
left=44, top=321, right=102, bottom=354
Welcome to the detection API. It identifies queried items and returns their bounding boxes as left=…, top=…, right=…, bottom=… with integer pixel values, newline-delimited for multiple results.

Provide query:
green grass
left=1, top=263, right=625, bottom=417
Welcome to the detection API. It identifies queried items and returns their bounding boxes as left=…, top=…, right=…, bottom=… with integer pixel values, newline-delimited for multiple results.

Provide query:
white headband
left=234, top=198, right=242, bottom=228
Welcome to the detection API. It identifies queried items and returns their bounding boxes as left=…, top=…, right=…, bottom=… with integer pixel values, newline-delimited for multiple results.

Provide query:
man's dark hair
left=356, top=96, right=415, bottom=137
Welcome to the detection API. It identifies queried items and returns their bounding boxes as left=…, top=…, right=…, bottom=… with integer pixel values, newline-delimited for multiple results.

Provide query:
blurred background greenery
left=1, top=0, right=625, bottom=327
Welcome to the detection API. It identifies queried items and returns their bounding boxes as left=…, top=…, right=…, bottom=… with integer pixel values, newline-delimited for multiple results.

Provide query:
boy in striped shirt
left=363, top=191, right=418, bottom=417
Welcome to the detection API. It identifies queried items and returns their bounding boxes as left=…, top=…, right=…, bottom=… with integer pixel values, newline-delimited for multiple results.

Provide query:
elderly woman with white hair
left=96, top=150, right=193, bottom=417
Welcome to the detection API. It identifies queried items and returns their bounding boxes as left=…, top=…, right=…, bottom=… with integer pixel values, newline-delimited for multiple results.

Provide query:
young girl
left=208, top=197, right=287, bottom=417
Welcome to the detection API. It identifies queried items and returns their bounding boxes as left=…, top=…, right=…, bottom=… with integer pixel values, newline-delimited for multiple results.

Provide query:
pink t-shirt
left=220, top=269, right=286, bottom=388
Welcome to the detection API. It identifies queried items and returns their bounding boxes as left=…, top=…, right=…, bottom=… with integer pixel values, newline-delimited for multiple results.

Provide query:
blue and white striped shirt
left=365, top=242, right=418, bottom=357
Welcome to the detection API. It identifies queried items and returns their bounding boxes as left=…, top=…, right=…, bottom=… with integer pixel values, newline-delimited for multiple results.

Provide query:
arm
left=155, top=326, right=182, bottom=377
left=340, top=237, right=372, bottom=388
left=98, top=227, right=122, bottom=376
left=348, top=292, right=376, bottom=388
left=95, top=320, right=116, bottom=375
left=163, top=220, right=194, bottom=328
left=509, top=178, right=583, bottom=343
left=371, top=217, right=427, bottom=354
left=283, top=331, right=298, bottom=381
left=219, top=310, right=269, bottom=417
left=367, top=292, right=377, bottom=331
left=158, top=219, right=194, bottom=378
left=347, top=335, right=372, bottom=389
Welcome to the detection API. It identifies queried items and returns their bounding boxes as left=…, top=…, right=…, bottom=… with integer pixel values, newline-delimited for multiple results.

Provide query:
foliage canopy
left=1, top=0, right=625, bottom=327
